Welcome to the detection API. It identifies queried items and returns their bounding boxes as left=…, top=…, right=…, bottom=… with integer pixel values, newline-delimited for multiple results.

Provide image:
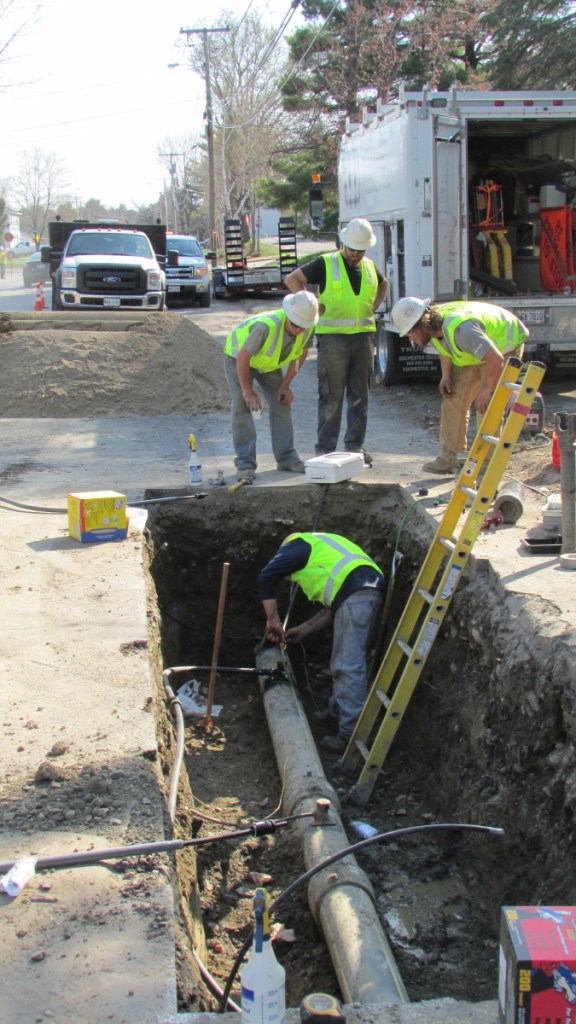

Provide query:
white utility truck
left=338, top=84, right=576, bottom=383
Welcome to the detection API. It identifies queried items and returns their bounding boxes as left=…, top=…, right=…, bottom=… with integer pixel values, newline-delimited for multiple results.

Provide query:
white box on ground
left=304, top=452, right=365, bottom=483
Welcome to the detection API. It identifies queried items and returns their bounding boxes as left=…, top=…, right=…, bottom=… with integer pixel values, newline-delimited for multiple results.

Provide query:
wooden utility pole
left=180, top=25, right=229, bottom=252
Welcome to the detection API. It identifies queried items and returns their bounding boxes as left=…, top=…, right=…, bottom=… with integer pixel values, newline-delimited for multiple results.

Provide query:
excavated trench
left=142, top=481, right=576, bottom=1012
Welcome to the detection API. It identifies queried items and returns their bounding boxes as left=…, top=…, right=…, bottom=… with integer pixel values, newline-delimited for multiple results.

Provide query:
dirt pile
left=0, top=312, right=230, bottom=417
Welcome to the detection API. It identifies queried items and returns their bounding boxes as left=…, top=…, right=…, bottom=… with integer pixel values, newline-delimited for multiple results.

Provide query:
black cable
left=217, top=821, right=504, bottom=1012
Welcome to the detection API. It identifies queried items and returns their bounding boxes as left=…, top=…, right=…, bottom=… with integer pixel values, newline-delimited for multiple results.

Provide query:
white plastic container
left=540, top=183, right=567, bottom=209
left=241, top=889, right=285, bottom=1024
left=304, top=452, right=364, bottom=483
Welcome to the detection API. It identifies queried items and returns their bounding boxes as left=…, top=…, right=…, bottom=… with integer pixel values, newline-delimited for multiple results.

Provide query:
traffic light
left=309, top=174, right=324, bottom=230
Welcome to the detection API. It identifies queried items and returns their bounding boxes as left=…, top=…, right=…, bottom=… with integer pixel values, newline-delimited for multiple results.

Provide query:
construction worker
left=284, top=219, right=389, bottom=464
left=0, top=247, right=6, bottom=279
left=391, top=297, right=528, bottom=474
left=259, top=531, right=385, bottom=753
left=224, top=291, right=319, bottom=482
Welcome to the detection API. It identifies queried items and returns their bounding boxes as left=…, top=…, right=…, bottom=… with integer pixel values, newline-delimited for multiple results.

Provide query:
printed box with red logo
left=499, top=906, right=576, bottom=1024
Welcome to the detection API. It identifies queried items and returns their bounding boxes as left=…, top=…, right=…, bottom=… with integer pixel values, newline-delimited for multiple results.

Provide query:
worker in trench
left=391, top=297, right=528, bottom=475
left=224, top=291, right=319, bottom=483
left=284, top=218, right=389, bottom=465
left=258, top=531, right=385, bottom=753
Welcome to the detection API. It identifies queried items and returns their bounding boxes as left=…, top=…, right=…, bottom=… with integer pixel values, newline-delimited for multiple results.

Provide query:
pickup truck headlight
left=196, top=266, right=208, bottom=278
left=61, top=268, right=76, bottom=288
left=147, top=270, right=162, bottom=290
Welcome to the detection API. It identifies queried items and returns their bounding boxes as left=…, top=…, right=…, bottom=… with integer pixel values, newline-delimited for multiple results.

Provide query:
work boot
left=278, top=459, right=305, bottom=473
left=319, top=733, right=350, bottom=753
left=312, top=707, right=339, bottom=731
left=421, top=457, right=458, bottom=475
left=346, top=448, right=373, bottom=466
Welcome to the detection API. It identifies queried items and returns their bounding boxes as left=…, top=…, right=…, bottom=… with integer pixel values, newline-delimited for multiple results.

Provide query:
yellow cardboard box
left=68, top=491, right=127, bottom=544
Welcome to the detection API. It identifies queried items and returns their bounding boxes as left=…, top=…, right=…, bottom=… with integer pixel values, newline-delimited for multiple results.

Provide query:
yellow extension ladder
left=341, top=357, right=547, bottom=806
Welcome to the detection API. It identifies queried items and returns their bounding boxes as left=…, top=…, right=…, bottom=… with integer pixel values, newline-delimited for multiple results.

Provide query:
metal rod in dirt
left=204, top=561, right=230, bottom=727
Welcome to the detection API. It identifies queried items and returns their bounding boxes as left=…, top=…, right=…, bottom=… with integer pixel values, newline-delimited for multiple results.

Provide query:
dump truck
left=338, top=84, right=576, bottom=383
left=41, top=220, right=175, bottom=311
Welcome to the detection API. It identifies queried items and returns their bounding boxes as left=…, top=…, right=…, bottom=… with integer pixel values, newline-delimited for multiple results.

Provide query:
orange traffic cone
left=34, top=281, right=45, bottom=312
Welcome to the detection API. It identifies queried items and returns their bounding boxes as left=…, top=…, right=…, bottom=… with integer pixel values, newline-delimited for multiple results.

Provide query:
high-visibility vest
left=316, top=252, right=378, bottom=335
left=431, top=301, right=529, bottom=366
left=225, top=310, right=313, bottom=370
left=282, top=531, right=382, bottom=607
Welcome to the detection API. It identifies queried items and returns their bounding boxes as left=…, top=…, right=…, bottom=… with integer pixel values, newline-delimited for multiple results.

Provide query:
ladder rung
left=439, top=537, right=456, bottom=553
left=375, top=688, right=391, bottom=709
left=459, top=485, right=477, bottom=498
left=355, top=738, right=369, bottom=762
left=480, top=433, right=500, bottom=445
left=396, top=639, right=412, bottom=657
left=504, top=381, right=521, bottom=392
left=417, top=586, right=433, bottom=604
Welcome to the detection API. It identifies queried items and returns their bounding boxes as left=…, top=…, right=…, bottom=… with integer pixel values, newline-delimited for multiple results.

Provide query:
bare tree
left=184, top=8, right=295, bottom=248
left=9, top=148, right=69, bottom=240
left=0, top=0, right=43, bottom=85
left=157, top=134, right=206, bottom=235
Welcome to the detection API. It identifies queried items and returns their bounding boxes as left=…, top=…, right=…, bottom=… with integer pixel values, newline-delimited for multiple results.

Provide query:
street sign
left=4, top=232, right=14, bottom=243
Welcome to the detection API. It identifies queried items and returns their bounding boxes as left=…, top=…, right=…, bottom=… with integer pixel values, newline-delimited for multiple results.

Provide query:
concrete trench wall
left=142, top=481, right=576, bottom=1006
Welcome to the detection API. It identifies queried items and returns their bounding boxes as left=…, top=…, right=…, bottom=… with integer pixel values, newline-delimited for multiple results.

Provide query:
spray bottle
left=241, top=888, right=285, bottom=1024
left=188, top=434, right=202, bottom=484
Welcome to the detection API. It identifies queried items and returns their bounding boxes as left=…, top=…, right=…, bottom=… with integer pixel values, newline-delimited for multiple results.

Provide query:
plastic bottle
left=0, top=855, right=37, bottom=897
left=241, top=888, right=285, bottom=1024
left=188, top=434, right=202, bottom=484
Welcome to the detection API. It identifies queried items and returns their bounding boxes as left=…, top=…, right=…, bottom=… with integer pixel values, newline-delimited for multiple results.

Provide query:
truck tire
left=375, top=327, right=399, bottom=386
left=199, top=290, right=211, bottom=308
left=51, top=281, right=63, bottom=311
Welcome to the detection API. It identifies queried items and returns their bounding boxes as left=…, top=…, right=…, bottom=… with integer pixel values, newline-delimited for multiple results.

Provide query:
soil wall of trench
left=141, top=481, right=576, bottom=1009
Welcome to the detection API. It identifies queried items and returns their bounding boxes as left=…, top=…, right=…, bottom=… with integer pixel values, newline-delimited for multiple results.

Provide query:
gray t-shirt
left=450, top=320, right=501, bottom=360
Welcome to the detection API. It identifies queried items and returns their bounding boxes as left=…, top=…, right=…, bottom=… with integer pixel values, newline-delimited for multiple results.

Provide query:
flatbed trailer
left=212, top=217, right=297, bottom=298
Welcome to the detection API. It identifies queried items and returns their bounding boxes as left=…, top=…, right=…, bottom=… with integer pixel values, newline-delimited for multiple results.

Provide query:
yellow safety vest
left=283, top=532, right=382, bottom=607
left=316, top=252, right=378, bottom=335
left=431, top=301, right=528, bottom=367
left=225, top=311, right=313, bottom=370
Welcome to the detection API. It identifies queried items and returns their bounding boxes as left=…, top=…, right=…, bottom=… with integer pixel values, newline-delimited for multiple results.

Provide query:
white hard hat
left=283, top=290, right=319, bottom=329
left=391, top=296, right=430, bottom=335
left=339, top=218, right=376, bottom=250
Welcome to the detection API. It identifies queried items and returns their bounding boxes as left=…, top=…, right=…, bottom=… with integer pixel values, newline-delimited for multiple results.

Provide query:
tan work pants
left=439, top=364, right=485, bottom=464
left=439, top=348, right=524, bottom=463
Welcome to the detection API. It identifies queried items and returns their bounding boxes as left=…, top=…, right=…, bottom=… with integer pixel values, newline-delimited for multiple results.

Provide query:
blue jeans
left=329, top=588, right=383, bottom=736
left=316, top=333, right=374, bottom=454
left=224, top=355, right=301, bottom=474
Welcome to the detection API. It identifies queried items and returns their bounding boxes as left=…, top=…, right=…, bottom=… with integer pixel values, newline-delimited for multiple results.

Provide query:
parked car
left=165, top=234, right=213, bottom=307
left=11, top=240, right=35, bottom=256
left=22, top=251, right=51, bottom=288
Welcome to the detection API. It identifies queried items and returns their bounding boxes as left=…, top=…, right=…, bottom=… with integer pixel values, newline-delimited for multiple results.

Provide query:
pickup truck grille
left=167, top=268, right=195, bottom=280
left=79, top=266, right=146, bottom=294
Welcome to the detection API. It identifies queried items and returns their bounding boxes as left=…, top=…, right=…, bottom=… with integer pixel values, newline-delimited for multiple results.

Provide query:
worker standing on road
left=224, top=291, right=319, bottom=483
left=284, top=219, right=389, bottom=465
left=259, top=531, right=385, bottom=753
left=0, top=247, right=6, bottom=279
left=391, top=298, right=528, bottom=475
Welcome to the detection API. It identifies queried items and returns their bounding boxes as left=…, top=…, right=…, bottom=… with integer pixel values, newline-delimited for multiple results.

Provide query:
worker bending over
left=391, top=298, right=528, bottom=475
left=258, top=531, right=385, bottom=753
left=224, top=292, right=319, bottom=483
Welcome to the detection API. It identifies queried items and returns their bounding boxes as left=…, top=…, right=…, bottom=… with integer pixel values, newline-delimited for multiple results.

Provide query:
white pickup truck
left=42, top=221, right=172, bottom=311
